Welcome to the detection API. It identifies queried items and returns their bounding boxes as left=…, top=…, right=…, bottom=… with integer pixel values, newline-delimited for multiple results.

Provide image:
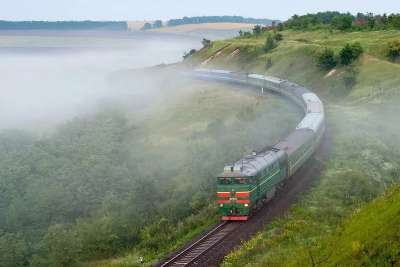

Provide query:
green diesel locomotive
left=192, top=69, right=325, bottom=221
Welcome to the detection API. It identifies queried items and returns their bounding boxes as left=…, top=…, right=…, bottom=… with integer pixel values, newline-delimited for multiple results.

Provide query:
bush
left=238, top=30, right=252, bottom=38
left=201, top=38, right=211, bottom=48
left=343, top=67, right=358, bottom=89
left=252, top=25, right=262, bottom=36
left=266, top=58, right=273, bottom=69
left=317, top=48, right=337, bottom=70
left=386, top=41, right=400, bottom=62
left=275, top=33, right=283, bottom=41
left=264, top=34, right=277, bottom=53
left=183, top=49, right=197, bottom=60
left=340, top=43, right=363, bottom=65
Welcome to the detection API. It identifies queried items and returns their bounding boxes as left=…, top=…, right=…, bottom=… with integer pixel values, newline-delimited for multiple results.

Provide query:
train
left=191, top=69, right=325, bottom=221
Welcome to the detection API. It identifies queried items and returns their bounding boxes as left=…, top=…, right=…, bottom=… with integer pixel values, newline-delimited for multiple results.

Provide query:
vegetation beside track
left=186, top=26, right=400, bottom=266
left=0, top=74, right=301, bottom=267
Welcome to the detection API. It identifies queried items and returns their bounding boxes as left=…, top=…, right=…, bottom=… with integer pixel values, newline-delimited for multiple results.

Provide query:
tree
left=275, top=33, right=283, bottom=41
left=264, top=34, right=276, bottom=52
left=201, top=38, right=211, bottom=48
left=252, top=25, right=262, bottom=36
left=388, top=14, right=400, bottom=29
left=317, top=48, right=337, bottom=70
left=386, top=41, right=400, bottom=62
left=44, top=225, right=81, bottom=267
left=141, top=22, right=152, bottom=31
left=0, top=232, right=28, bottom=267
left=332, top=14, right=354, bottom=30
left=340, top=43, right=363, bottom=65
left=367, top=13, right=376, bottom=29
left=152, top=20, right=163, bottom=29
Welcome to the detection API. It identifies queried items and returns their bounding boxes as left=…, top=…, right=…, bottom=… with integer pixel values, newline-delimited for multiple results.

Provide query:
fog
left=0, top=32, right=201, bottom=131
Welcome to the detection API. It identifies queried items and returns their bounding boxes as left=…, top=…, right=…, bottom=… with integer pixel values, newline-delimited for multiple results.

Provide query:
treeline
left=167, top=16, right=275, bottom=27
left=284, top=12, right=400, bottom=31
left=0, top=21, right=128, bottom=31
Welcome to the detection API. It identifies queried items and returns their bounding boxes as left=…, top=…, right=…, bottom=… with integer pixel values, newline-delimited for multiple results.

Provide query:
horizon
left=1, top=0, right=399, bottom=21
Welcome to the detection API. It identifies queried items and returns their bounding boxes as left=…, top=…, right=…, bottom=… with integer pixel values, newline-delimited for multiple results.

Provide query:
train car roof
left=282, top=81, right=309, bottom=97
left=248, top=74, right=284, bottom=84
left=296, top=113, right=324, bottom=132
left=274, top=129, right=314, bottom=156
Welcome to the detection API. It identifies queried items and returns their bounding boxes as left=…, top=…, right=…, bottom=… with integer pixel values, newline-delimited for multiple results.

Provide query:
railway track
left=160, top=221, right=240, bottom=267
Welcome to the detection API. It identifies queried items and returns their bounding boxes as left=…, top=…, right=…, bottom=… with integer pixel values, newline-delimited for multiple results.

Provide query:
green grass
left=189, top=29, right=400, bottom=266
left=192, top=29, right=400, bottom=102
left=222, top=102, right=400, bottom=267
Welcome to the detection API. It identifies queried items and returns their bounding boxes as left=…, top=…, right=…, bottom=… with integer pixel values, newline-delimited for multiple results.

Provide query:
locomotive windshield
left=218, top=177, right=250, bottom=184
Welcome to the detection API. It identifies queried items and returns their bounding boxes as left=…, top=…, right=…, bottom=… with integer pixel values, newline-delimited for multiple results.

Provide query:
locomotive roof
left=219, top=150, right=280, bottom=178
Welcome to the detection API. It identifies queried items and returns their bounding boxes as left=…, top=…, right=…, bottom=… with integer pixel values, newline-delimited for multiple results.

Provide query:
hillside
left=0, top=69, right=301, bottom=267
left=187, top=29, right=400, bottom=266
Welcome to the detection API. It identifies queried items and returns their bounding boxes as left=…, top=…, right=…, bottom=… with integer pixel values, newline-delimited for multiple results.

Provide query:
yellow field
left=126, top=21, right=148, bottom=31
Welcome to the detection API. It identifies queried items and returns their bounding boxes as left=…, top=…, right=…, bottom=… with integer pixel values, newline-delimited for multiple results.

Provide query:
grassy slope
left=190, top=29, right=400, bottom=266
left=88, top=79, right=301, bottom=267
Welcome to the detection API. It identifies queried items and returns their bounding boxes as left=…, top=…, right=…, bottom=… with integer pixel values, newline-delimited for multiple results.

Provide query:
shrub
left=386, top=41, right=400, bottom=62
left=343, top=67, right=358, bottom=89
left=239, top=30, right=252, bottom=38
left=340, top=43, right=363, bottom=65
left=264, top=34, right=277, bottom=52
left=201, top=38, right=211, bottom=48
left=183, top=49, right=197, bottom=59
left=275, top=33, right=283, bottom=41
left=317, top=48, right=337, bottom=70
left=266, top=58, right=273, bottom=69
left=252, top=25, right=262, bottom=36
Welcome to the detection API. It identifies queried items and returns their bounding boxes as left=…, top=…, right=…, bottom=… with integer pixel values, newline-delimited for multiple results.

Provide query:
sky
left=0, top=0, right=399, bottom=21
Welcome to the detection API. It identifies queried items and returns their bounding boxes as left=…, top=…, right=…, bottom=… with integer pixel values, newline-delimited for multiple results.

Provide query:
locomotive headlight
left=244, top=204, right=249, bottom=207
left=220, top=204, right=224, bottom=207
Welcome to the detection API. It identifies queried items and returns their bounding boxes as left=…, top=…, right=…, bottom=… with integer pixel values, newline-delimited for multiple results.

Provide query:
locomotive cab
left=216, top=168, right=255, bottom=221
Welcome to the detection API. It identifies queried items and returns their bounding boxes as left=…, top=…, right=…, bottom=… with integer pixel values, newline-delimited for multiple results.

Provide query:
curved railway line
left=158, top=68, right=327, bottom=267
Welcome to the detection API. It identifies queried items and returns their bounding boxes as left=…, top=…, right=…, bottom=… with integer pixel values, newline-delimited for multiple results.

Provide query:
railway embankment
left=184, top=29, right=400, bottom=266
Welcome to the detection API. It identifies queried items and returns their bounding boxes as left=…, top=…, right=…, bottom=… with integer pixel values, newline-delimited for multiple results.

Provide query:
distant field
left=127, top=21, right=147, bottom=31
left=150, top=23, right=255, bottom=33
